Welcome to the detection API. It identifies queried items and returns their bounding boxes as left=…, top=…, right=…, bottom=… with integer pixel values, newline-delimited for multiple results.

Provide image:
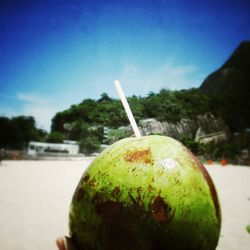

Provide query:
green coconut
left=69, top=135, right=221, bottom=250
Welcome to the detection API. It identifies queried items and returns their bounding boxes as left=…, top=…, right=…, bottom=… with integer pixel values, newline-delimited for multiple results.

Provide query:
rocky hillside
left=200, top=41, right=250, bottom=132
left=125, top=115, right=229, bottom=145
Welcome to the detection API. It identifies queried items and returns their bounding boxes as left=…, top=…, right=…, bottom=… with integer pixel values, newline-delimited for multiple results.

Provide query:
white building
left=28, top=141, right=79, bottom=156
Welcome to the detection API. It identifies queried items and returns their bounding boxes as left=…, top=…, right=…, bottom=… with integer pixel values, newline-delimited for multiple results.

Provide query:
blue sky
left=0, top=0, right=250, bottom=131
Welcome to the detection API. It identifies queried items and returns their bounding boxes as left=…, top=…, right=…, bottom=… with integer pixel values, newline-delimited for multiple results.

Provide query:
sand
left=0, top=160, right=249, bottom=250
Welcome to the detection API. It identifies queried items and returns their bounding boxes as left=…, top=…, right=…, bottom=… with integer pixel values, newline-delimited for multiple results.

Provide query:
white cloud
left=0, top=106, right=19, bottom=118
left=151, top=63, right=199, bottom=90
left=22, top=104, right=58, bottom=131
left=1, top=61, right=204, bottom=132
left=16, top=93, right=62, bottom=131
left=16, top=93, right=46, bottom=104
left=119, top=61, right=203, bottom=96
left=1, top=92, right=81, bottom=132
left=122, top=64, right=139, bottom=78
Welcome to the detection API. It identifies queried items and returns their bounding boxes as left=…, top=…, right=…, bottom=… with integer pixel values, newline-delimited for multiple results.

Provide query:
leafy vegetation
left=49, top=87, right=248, bottom=159
left=0, top=87, right=245, bottom=159
left=51, top=88, right=215, bottom=136
left=79, top=136, right=101, bottom=155
left=0, top=116, right=47, bottom=149
left=106, top=127, right=133, bottom=145
left=47, top=88, right=234, bottom=156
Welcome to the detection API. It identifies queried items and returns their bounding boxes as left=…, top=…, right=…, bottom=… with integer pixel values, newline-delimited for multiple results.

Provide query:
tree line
left=51, top=88, right=218, bottom=133
left=0, top=116, right=47, bottom=150
left=0, top=88, right=232, bottom=155
left=49, top=88, right=225, bottom=154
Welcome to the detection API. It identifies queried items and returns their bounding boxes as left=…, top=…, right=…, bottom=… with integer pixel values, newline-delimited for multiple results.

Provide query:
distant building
left=28, top=141, right=79, bottom=156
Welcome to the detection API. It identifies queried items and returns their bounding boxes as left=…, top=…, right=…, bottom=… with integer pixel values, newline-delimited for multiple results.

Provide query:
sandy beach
left=0, top=160, right=249, bottom=250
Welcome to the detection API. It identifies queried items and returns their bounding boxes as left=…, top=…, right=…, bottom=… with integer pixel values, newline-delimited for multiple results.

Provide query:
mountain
left=200, top=41, right=250, bottom=132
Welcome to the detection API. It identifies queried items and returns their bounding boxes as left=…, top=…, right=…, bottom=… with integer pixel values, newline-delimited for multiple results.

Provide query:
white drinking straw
left=114, top=80, right=141, bottom=138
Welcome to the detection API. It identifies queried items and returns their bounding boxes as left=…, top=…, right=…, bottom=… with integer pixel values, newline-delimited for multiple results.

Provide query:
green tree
left=98, top=93, right=113, bottom=103
left=0, top=116, right=46, bottom=149
left=179, top=135, right=205, bottom=156
left=107, top=128, right=132, bottom=144
left=79, top=136, right=100, bottom=155
left=47, top=131, right=65, bottom=143
left=0, top=117, right=15, bottom=148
